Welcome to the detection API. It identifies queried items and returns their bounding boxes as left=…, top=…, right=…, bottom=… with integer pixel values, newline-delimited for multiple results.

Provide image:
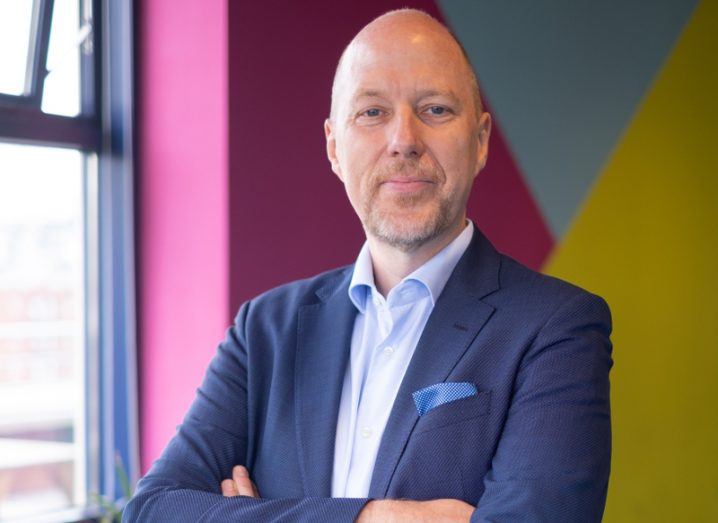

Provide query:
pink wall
left=136, top=0, right=228, bottom=472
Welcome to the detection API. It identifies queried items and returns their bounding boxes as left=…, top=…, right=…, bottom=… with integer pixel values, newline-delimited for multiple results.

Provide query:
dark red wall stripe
left=227, top=0, right=445, bottom=310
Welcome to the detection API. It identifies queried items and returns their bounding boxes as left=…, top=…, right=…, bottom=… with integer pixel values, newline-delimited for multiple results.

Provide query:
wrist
left=356, top=499, right=422, bottom=522
left=356, top=500, right=380, bottom=522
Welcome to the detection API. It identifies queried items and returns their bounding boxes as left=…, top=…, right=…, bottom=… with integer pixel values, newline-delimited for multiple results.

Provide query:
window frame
left=0, top=0, right=138, bottom=520
left=0, top=0, right=53, bottom=108
left=0, top=0, right=97, bottom=149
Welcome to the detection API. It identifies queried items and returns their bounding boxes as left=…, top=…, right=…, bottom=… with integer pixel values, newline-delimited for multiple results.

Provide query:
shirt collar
left=348, top=242, right=375, bottom=313
left=348, top=221, right=474, bottom=312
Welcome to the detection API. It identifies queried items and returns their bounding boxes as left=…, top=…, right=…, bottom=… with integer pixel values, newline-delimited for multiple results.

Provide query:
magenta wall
left=136, top=1, right=228, bottom=472
left=137, top=0, right=551, bottom=472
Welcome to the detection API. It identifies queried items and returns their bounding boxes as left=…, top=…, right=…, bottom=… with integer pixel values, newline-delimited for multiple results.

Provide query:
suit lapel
left=294, top=268, right=356, bottom=497
left=368, top=227, right=501, bottom=497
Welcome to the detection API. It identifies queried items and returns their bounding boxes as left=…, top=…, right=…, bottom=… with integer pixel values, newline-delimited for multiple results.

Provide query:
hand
left=356, top=498, right=474, bottom=523
left=220, top=465, right=260, bottom=498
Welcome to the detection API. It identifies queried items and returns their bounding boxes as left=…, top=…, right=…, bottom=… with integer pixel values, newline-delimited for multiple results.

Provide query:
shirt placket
left=345, top=294, right=395, bottom=493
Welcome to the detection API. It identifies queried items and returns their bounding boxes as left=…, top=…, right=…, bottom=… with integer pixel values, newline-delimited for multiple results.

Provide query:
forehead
left=336, top=27, right=472, bottom=105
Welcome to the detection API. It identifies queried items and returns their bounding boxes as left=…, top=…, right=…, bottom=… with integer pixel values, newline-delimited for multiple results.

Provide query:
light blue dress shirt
left=331, top=221, right=474, bottom=498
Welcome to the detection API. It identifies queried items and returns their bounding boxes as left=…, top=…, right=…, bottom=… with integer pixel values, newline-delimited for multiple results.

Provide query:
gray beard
left=362, top=191, right=455, bottom=252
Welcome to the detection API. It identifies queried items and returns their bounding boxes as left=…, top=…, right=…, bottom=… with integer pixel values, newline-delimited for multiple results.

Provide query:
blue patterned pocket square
left=412, top=382, right=478, bottom=416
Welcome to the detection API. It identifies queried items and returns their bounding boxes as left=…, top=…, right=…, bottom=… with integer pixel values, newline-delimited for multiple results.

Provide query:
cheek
left=337, top=163, right=369, bottom=211
left=435, top=135, right=478, bottom=182
left=339, top=136, right=381, bottom=187
left=341, top=128, right=384, bottom=161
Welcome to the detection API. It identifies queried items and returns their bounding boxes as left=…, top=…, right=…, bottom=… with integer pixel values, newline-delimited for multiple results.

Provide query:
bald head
left=330, top=9, right=482, bottom=122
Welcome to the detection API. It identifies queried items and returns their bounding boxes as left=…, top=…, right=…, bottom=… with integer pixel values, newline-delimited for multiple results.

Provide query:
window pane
left=42, top=0, right=83, bottom=116
left=0, top=0, right=35, bottom=95
left=0, top=143, right=88, bottom=520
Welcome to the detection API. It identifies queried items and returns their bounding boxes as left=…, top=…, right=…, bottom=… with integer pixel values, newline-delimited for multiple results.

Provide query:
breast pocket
left=414, top=389, right=492, bottom=435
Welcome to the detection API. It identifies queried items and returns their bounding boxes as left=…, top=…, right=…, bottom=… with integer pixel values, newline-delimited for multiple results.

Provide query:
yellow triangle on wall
left=545, top=0, right=718, bottom=519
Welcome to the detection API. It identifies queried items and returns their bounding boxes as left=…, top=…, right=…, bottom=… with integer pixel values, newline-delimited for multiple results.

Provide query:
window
left=0, top=145, right=87, bottom=520
left=0, top=1, right=36, bottom=97
left=0, top=1, right=137, bottom=521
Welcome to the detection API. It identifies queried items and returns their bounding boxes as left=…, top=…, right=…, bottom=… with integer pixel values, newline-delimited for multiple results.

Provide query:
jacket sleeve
left=472, top=291, right=613, bottom=523
left=122, top=302, right=369, bottom=523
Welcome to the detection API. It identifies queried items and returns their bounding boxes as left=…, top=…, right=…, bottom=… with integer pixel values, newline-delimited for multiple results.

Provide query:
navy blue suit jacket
left=124, top=227, right=612, bottom=522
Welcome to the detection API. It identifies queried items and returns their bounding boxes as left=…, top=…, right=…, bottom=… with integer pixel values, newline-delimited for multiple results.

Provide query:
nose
left=387, top=108, right=425, bottom=159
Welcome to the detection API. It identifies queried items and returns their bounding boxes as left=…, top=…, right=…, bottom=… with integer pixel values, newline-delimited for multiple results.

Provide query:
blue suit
left=124, top=227, right=612, bottom=522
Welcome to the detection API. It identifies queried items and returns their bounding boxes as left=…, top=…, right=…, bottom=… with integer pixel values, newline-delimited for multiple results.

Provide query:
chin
left=366, top=210, right=449, bottom=252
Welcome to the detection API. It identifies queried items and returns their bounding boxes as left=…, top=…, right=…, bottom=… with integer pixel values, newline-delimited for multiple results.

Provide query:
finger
left=233, top=465, right=257, bottom=497
left=221, top=478, right=238, bottom=497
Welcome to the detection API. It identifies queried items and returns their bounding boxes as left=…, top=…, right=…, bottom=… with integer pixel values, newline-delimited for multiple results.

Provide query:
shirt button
left=360, top=427, right=373, bottom=439
left=383, top=346, right=395, bottom=356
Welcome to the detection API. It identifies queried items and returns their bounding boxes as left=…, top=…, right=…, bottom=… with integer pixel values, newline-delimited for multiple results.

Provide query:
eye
left=424, top=105, right=454, bottom=117
left=420, top=104, right=454, bottom=122
left=362, top=108, right=383, bottom=117
left=354, top=106, right=387, bottom=126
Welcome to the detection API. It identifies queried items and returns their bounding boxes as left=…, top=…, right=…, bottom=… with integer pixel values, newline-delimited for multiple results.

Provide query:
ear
left=324, top=118, right=343, bottom=180
left=473, top=111, right=492, bottom=175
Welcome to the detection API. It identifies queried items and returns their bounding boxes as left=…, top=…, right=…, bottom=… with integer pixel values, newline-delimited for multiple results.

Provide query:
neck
left=367, top=217, right=468, bottom=297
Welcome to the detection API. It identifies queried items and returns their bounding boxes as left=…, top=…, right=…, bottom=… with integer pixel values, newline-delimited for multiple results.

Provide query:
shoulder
left=499, top=254, right=590, bottom=301
left=491, top=252, right=611, bottom=329
left=233, top=264, right=353, bottom=324
left=460, top=227, right=609, bottom=323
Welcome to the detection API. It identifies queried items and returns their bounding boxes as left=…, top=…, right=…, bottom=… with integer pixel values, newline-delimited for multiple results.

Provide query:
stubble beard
left=360, top=163, right=457, bottom=252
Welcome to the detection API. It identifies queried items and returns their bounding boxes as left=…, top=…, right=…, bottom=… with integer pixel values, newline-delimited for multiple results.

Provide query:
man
left=124, top=9, right=612, bottom=522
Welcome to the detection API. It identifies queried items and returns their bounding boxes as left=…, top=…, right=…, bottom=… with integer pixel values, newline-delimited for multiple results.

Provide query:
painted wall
left=438, top=1, right=716, bottom=519
left=137, top=0, right=717, bottom=520
left=225, top=0, right=552, bottom=310
left=136, top=0, right=228, bottom=474
left=541, top=4, right=718, bottom=520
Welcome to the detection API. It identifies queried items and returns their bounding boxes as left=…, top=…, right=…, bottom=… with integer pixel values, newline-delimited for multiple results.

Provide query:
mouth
left=380, top=178, right=435, bottom=193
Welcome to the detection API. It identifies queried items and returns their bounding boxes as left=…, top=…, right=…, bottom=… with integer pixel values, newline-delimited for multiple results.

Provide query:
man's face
left=325, top=18, right=491, bottom=251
